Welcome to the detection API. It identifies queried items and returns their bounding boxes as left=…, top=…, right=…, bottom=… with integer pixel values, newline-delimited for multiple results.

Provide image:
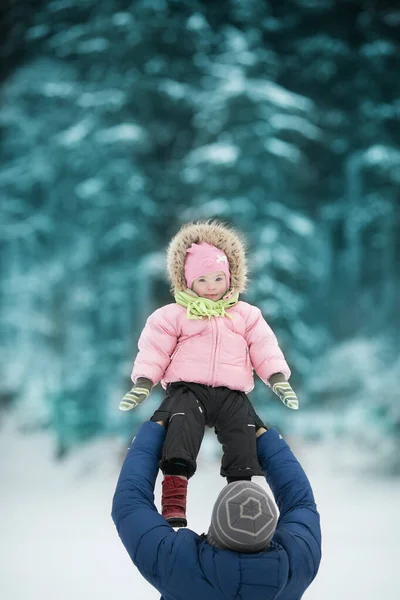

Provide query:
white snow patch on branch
left=250, top=80, right=313, bottom=111
left=75, top=178, right=105, bottom=199
left=187, top=13, right=209, bottom=31
left=95, top=124, right=146, bottom=144
left=187, top=142, right=239, bottom=165
left=265, top=138, right=302, bottom=162
left=159, top=79, right=188, bottom=100
left=57, top=119, right=93, bottom=146
left=363, top=145, right=400, bottom=166
left=77, top=38, right=110, bottom=54
left=270, top=114, right=321, bottom=140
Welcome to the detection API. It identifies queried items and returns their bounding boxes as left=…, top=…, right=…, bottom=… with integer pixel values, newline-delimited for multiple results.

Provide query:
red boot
left=161, top=475, right=188, bottom=528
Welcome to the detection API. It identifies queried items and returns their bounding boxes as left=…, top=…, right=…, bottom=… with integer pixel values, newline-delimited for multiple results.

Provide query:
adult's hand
left=256, top=427, right=268, bottom=438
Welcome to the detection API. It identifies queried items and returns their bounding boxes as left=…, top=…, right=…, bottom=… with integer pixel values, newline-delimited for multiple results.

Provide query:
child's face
left=192, top=271, right=227, bottom=301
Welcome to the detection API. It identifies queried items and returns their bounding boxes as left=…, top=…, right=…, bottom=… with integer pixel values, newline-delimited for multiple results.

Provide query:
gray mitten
left=268, top=373, right=299, bottom=410
left=119, top=377, right=153, bottom=411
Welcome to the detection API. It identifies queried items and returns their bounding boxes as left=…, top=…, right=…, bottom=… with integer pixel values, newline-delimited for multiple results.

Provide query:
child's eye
left=216, top=277, right=223, bottom=281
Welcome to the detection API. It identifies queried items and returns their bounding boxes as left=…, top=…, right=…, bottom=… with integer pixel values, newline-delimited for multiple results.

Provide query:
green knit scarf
left=174, top=290, right=239, bottom=320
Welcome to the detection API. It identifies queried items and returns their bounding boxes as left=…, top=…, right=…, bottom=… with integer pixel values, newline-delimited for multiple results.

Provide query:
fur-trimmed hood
left=166, top=220, right=248, bottom=293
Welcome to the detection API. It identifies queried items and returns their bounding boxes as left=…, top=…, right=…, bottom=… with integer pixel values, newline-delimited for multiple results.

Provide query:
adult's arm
left=256, top=429, right=321, bottom=578
left=111, top=421, right=177, bottom=589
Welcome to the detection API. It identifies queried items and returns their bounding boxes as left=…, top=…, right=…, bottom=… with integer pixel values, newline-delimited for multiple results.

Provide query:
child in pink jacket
left=119, top=220, right=298, bottom=527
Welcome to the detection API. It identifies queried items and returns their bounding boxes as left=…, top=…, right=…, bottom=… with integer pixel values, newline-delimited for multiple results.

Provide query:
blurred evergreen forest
left=1, top=0, right=399, bottom=470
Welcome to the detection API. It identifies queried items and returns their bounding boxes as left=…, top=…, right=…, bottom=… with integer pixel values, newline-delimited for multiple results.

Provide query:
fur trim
left=167, top=220, right=248, bottom=293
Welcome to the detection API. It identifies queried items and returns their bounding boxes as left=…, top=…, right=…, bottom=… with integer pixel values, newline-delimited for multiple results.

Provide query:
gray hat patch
left=207, top=481, right=278, bottom=553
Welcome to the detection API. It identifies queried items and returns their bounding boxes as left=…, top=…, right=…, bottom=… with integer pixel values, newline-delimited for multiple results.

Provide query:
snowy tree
left=0, top=0, right=398, bottom=466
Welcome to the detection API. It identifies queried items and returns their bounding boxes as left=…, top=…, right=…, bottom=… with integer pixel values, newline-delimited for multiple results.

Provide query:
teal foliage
left=0, top=0, right=399, bottom=468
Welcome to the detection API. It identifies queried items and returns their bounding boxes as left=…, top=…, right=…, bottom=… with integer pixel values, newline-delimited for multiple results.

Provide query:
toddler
left=120, top=221, right=298, bottom=527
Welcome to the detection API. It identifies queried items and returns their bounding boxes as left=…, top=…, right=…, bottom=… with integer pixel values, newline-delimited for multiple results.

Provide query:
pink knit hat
left=184, top=242, right=231, bottom=290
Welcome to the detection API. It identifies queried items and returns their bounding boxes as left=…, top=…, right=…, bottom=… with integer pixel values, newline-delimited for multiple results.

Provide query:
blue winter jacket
left=112, top=422, right=321, bottom=600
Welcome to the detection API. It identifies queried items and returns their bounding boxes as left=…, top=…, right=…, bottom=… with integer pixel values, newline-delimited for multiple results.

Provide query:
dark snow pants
left=151, top=382, right=264, bottom=478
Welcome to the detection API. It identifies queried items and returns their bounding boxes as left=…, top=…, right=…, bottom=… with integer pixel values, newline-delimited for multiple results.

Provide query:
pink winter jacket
left=131, top=301, right=291, bottom=394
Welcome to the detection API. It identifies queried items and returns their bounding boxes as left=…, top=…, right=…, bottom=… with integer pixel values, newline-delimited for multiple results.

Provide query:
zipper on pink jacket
left=211, top=317, right=221, bottom=387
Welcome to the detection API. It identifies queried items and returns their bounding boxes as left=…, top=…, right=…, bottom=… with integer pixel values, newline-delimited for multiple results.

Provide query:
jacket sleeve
left=131, top=305, right=179, bottom=386
left=243, top=304, right=291, bottom=383
left=257, top=429, right=321, bottom=580
left=111, top=421, right=178, bottom=591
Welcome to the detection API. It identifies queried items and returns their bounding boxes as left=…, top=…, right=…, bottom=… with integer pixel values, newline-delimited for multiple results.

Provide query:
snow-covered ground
left=1, top=418, right=399, bottom=600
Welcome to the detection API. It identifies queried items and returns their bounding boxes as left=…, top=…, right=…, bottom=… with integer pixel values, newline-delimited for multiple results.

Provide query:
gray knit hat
left=207, top=481, right=278, bottom=553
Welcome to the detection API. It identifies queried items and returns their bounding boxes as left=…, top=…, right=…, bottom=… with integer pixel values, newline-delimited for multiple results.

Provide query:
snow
left=95, top=124, right=146, bottom=144
left=270, top=114, right=321, bottom=140
left=1, top=418, right=399, bottom=600
left=266, top=202, right=315, bottom=236
left=75, top=178, right=105, bottom=199
left=112, top=12, right=134, bottom=27
left=249, top=80, right=314, bottom=111
left=216, top=71, right=314, bottom=113
left=77, top=38, right=110, bottom=54
left=159, top=79, right=188, bottom=100
left=363, top=144, right=400, bottom=167
left=265, top=138, right=302, bottom=162
left=57, top=119, right=93, bottom=146
left=187, top=142, right=240, bottom=165
left=187, top=13, right=209, bottom=31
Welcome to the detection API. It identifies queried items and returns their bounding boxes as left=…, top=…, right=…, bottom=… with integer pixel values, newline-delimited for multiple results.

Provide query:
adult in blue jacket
left=112, top=421, right=321, bottom=600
